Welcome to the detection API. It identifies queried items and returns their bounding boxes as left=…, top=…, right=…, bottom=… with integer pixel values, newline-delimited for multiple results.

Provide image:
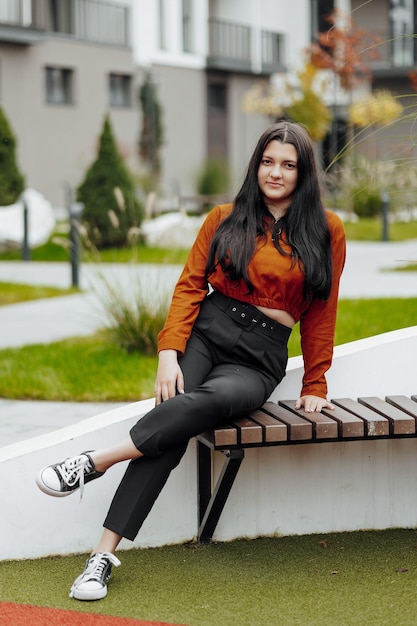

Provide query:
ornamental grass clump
left=333, top=156, right=417, bottom=218
left=97, top=268, right=170, bottom=356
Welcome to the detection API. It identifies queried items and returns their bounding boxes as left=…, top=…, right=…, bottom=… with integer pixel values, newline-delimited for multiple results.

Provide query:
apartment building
left=133, top=0, right=311, bottom=202
left=0, top=0, right=314, bottom=211
left=0, top=0, right=138, bottom=209
left=2, top=0, right=409, bottom=215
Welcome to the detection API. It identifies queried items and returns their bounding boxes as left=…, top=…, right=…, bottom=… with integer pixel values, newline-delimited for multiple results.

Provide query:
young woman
left=36, top=121, right=346, bottom=601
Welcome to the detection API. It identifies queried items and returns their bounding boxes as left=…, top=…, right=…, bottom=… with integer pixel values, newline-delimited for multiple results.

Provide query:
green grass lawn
left=342, top=217, right=417, bottom=241
left=0, top=237, right=189, bottom=264
left=0, top=333, right=156, bottom=401
left=0, top=281, right=77, bottom=305
left=0, top=297, right=415, bottom=402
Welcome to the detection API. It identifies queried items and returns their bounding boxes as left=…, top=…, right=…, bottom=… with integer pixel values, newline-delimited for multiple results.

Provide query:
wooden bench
left=197, top=394, right=417, bottom=543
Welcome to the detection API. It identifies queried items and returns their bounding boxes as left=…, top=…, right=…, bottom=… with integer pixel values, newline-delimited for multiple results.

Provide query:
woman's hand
left=154, top=349, right=184, bottom=405
left=295, top=395, right=334, bottom=413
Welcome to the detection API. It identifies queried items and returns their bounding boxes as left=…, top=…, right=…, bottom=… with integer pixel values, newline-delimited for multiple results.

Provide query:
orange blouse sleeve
left=299, top=211, right=346, bottom=399
left=157, top=205, right=227, bottom=354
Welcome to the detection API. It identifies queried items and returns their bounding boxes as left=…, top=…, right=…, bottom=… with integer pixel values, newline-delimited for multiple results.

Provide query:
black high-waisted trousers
left=103, top=292, right=291, bottom=540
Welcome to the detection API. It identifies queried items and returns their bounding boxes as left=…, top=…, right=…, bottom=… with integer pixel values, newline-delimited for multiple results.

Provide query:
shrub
left=0, top=106, right=25, bottom=205
left=352, top=189, right=382, bottom=218
left=138, top=72, right=164, bottom=185
left=77, top=115, right=143, bottom=248
left=197, top=159, right=230, bottom=195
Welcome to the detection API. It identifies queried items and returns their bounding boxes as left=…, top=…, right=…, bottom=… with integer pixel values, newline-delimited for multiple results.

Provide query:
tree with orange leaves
left=308, top=8, right=380, bottom=91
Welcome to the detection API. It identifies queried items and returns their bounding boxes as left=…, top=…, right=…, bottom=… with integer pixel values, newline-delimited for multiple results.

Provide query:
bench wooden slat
left=322, top=404, right=365, bottom=438
left=214, top=424, right=238, bottom=447
left=387, top=395, right=417, bottom=419
left=199, top=423, right=238, bottom=448
left=249, top=407, right=288, bottom=443
left=332, top=398, right=389, bottom=436
left=279, top=400, right=339, bottom=440
left=197, top=394, right=417, bottom=544
left=232, top=417, right=263, bottom=445
left=359, top=397, right=416, bottom=435
left=262, top=401, right=312, bottom=441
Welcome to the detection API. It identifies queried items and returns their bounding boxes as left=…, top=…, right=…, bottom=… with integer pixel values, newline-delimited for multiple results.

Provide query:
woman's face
left=257, top=140, right=298, bottom=212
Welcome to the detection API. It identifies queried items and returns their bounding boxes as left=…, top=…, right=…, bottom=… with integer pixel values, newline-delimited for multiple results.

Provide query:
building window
left=109, top=73, right=132, bottom=107
left=262, top=31, right=284, bottom=66
left=48, top=0, right=73, bottom=34
left=208, top=83, right=227, bottom=112
left=182, top=0, right=193, bottom=52
left=45, top=67, right=74, bottom=104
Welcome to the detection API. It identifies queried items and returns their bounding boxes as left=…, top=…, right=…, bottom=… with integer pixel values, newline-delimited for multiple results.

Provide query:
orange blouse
left=158, top=203, right=346, bottom=399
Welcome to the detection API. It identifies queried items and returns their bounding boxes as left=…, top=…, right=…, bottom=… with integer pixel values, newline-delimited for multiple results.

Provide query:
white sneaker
left=69, top=552, right=121, bottom=601
left=36, top=451, right=104, bottom=498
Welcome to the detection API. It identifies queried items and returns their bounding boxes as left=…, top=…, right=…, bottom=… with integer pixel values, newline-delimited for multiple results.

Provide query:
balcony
left=261, top=29, right=286, bottom=74
left=0, top=0, right=130, bottom=47
left=207, top=18, right=285, bottom=75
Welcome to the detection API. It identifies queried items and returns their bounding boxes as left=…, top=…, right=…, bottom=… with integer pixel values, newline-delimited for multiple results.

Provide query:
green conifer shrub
left=77, top=115, right=143, bottom=248
left=138, top=72, right=164, bottom=184
left=0, top=107, right=25, bottom=206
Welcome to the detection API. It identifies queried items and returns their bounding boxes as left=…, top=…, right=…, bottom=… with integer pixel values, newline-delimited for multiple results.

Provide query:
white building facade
left=132, top=0, right=312, bottom=203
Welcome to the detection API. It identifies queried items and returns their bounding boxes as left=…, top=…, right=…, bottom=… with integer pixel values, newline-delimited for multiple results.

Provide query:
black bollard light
left=22, top=195, right=31, bottom=261
left=381, top=192, right=390, bottom=242
left=69, top=202, right=83, bottom=288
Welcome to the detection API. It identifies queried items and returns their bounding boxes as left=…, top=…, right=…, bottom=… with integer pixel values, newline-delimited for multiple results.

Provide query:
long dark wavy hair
left=205, top=120, right=332, bottom=301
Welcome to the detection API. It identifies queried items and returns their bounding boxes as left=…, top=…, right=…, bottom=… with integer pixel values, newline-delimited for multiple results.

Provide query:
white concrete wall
left=0, top=399, right=197, bottom=561
left=1, top=326, right=417, bottom=560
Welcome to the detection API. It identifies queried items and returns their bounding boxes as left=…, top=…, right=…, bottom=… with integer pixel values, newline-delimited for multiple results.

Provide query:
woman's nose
left=270, top=164, right=282, bottom=178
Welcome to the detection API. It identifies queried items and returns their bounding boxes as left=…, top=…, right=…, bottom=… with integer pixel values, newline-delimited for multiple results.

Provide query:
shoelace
left=56, top=454, right=93, bottom=499
left=81, top=552, right=121, bottom=584
left=86, top=554, right=109, bottom=583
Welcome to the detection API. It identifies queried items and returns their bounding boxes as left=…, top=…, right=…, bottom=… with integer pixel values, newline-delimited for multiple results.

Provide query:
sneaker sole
left=71, top=586, right=108, bottom=601
left=35, top=470, right=77, bottom=497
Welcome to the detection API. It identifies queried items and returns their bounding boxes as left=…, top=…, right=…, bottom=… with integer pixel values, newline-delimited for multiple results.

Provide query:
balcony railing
left=261, top=29, right=285, bottom=72
left=0, top=0, right=130, bottom=47
left=208, top=18, right=252, bottom=72
left=207, top=18, right=285, bottom=74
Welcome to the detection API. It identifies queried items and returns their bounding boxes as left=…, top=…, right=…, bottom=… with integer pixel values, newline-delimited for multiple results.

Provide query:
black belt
left=208, top=291, right=292, bottom=342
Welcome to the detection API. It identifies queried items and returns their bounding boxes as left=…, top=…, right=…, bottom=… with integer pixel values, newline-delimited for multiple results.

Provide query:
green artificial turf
left=1, top=530, right=417, bottom=625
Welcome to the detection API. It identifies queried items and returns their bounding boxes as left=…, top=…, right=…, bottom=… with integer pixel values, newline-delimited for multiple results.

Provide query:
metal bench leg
left=197, top=443, right=245, bottom=544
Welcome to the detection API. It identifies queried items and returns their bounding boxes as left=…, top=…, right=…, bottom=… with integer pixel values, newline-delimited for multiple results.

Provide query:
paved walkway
left=0, top=242, right=416, bottom=446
